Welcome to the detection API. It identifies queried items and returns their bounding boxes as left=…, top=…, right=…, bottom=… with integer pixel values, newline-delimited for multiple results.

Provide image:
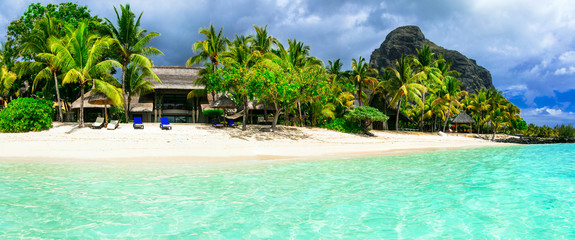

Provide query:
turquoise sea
left=1, top=144, right=574, bottom=239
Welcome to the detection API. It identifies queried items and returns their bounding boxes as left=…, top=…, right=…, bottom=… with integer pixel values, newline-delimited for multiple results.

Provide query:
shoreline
left=0, top=122, right=514, bottom=165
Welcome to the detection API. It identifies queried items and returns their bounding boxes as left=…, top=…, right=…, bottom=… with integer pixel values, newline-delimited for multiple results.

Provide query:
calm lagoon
left=1, top=144, right=574, bottom=239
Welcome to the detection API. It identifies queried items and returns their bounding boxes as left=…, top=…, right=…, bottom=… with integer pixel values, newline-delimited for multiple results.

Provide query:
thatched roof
left=452, top=111, right=476, bottom=124
left=86, top=91, right=114, bottom=105
left=149, top=66, right=204, bottom=90
left=71, top=91, right=107, bottom=109
left=210, top=95, right=237, bottom=109
left=129, top=96, right=153, bottom=112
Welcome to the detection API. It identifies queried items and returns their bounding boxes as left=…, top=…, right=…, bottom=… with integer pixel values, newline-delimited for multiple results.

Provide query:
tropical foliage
left=1, top=3, right=561, bottom=136
left=0, top=2, right=160, bottom=127
left=0, top=97, right=53, bottom=132
left=105, top=4, right=162, bottom=122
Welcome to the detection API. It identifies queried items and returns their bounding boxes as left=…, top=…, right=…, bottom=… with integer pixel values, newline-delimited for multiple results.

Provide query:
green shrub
left=0, top=97, right=54, bottom=133
left=344, top=106, right=389, bottom=132
left=202, top=109, right=224, bottom=119
left=320, top=118, right=363, bottom=133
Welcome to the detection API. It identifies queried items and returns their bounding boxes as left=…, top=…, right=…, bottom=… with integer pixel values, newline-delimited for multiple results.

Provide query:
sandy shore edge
left=0, top=122, right=513, bottom=165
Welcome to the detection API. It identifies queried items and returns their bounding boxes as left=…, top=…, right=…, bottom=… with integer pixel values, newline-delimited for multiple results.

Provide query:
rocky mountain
left=369, top=25, right=494, bottom=93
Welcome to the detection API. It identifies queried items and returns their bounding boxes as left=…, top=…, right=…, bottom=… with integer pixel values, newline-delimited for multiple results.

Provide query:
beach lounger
left=225, top=118, right=238, bottom=127
left=90, top=117, right=105, bottom=129
left=107, top=120, right=119, bottom=130
left=133, top=117, right=144, bottom=129
left=160, top=117, right=172, bottom=130
left=212, top=119, right=224, bottom=128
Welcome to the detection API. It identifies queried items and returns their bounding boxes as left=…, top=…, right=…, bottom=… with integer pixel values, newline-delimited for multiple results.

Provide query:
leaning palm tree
left=50, top=22, right=123, bottom=127
left=386, top=55, right=425, bottom=130
left=105, top=4, right=163, bottom=122
left=351, top=56, right=378, bottom=107
left=20, top=15, right=66, bottom=121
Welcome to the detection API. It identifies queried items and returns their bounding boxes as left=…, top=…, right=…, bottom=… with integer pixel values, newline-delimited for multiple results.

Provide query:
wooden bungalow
left=141, top=65, right=207, bottom=123
left=71, top=66, right=208, bottom=123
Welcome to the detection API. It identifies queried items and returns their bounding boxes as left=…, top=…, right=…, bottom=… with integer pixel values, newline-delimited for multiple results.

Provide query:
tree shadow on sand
left=223, top=125, right=312, bottom=141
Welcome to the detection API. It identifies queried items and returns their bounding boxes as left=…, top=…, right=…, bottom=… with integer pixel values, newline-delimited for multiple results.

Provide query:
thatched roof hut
left=452, top=111, right=476, bottom=124
left=210, top=95, right=237, bottom=109
left=452, top=111, right=475, bottom=132
left=71, top=91, right=107, bottom=109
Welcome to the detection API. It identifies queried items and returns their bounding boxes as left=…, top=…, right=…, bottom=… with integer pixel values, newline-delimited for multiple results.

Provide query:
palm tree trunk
left=80, top=86, right=85, bottom=127
left=420, top=87, right=425, bottom=131
left=358, top=83, right=363, bottom=106
left=492, top=125, right=496, bottom=141
left=122, top=64, right=129, bottom=123
left=297, top=100, right=302, bottom=126
left=53, top=71, right=63, bottom=122
left=443, top=101, right=453, bottom=132
left=395, top=96, right=403, bottom=131
left=242, top=98, right=248, bottom=131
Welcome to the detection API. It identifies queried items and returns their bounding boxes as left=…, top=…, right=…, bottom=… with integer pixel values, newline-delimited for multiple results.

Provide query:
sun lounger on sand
left=160, top=117, right=172, bottom=130
left=107, top=120, right=119, bottom=130
left=133, top=117, right=144, bottom=129
left=212, top=119, right=224, bottom=128
left=225, top=118, right=238, bottom=127
left=91, top=117, right=105, bottom=129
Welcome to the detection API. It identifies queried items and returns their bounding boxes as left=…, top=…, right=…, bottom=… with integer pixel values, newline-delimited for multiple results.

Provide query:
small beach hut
left=86, top=90, right=116, bottom=123
left=452, top=111, right=476, bottom=133
left=210, top=95, right=237, bottom=109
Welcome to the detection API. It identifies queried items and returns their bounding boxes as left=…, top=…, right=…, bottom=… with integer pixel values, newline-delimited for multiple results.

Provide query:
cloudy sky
left=1, top=0, right=574, bottom=126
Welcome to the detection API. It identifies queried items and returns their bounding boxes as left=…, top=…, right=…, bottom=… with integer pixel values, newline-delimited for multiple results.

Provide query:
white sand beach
left=0, top=122, right=511, bottom=164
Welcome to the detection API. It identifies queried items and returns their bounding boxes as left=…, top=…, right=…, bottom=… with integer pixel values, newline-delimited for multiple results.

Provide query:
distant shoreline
left=0, top=122, right=513, bottom=164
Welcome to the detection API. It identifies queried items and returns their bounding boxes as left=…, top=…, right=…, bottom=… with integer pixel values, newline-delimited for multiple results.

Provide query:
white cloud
left=554, top=66, right=575, bottom=75
left=559, top=51, right=575, bottom=64
left=522, top=106, right=575, bottom=125
left=502, top=84, right=527, bottom=97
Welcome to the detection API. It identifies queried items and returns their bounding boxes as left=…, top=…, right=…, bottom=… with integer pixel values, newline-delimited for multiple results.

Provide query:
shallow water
left=1, top=144, right=574, bottom=239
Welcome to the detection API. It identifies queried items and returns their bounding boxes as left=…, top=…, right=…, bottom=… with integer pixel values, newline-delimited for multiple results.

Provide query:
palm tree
left=435, top=75, right=467, bottom=132
left=20, top=15, right=66, bottom=121
left=0, top=56, right=16, bottom=108
left=186, top=23, right=229, bottom=102
left=186, top=23, right=229, bottom=70
left=0, top=42, right=18, bottom=107
left=351, top=56, right=378, bottom=107
left=414, top=45, right=440, bottom=131
left=124, top=64, right=157, bottom=117
left=385, top=55, right=425, bottom=130
left=50, top=22, right=122, bottom=127
left=105, top=4, right=163, bottom=122
left=252, top=25, right=277, bottom=54
left=220, top=36, right=259, bottom=130
left=274, top=39, right=322, bottom=125
left=466, top=89, right=491, bottom=133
